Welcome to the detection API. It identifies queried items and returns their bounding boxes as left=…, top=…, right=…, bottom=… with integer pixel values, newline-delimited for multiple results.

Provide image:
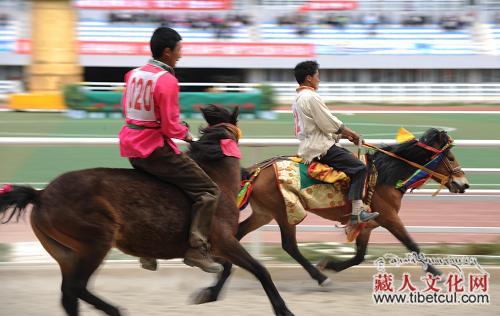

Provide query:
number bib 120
left=125, top=69, right=166, bottom=122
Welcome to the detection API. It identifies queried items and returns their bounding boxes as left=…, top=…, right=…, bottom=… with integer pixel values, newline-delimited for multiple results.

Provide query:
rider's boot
left=183, top=193, right=223, bottom=273
left=139, top=257, right=158, bottom=271
left=350, top=200, right=379, bottom=225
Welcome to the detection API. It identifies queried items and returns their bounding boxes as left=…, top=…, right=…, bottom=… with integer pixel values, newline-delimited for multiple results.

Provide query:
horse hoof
left=320, top=278, right=332, bottom=287
left=276, top=308, right=294, bottom=316
left=191, top=288, right=216, bottom=305
left=105, top=307, right=122, bottom=316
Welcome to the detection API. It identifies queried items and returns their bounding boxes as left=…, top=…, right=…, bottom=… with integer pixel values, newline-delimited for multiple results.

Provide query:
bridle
left=417, top=138, right=463, bottom=177
left=364, top=136, right=462, bottom=195
left=440, top=148, right=463, bottom=177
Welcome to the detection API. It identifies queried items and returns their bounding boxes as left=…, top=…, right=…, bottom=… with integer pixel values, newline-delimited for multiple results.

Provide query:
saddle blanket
left=274, top=159, right=350, bottom=225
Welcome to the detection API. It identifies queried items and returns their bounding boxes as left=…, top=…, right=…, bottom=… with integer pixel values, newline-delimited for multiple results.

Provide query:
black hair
left=150, top=27, right=182, bottom=59
left=188, top=105, right=240, bottom=162
left=294, top=60, right=319, bottom=84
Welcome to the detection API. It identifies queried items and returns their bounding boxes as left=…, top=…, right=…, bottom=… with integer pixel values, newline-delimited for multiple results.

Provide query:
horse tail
left=0, top=185, right=39, bottom=224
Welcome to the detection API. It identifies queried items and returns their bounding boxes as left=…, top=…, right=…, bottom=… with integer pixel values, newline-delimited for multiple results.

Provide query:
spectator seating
left=0, top=17, right=483, bottom=55
left=78, top=21, right=253, bottom=42
left=0, top=20, right=15, bottom=52
left=259, top=23, right=479, bottom=55
left=491, top=24, right=500, bottom=48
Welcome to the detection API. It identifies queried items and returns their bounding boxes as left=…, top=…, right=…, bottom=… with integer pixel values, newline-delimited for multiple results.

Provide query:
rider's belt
left=127, top=123, right=160, bottom=130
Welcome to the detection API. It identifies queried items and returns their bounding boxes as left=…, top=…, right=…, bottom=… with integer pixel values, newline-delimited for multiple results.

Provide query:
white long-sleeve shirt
left=292, top=88, right=344, bottom=163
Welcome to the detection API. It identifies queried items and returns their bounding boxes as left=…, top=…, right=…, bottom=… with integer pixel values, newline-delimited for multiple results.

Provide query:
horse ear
left=200, top=104, right=217, bottom=125
left=231, top=106, right=239, bottom=124
left=440, top=130, right=450, bottom=146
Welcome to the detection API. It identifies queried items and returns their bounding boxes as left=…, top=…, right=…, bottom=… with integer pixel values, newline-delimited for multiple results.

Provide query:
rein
left=362, top=142, right=451, bottom=196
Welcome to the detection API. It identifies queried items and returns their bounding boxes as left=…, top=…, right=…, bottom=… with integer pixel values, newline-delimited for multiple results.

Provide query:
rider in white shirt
left=292, top=60, right=379, bottom=225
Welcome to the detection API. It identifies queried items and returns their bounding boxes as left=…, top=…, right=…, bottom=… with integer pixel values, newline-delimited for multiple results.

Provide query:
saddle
left=276, top=156, right=377, bottom=240
left=274, top=158, right=349, bottom=225
left=238, top=155, right=378, bottom=241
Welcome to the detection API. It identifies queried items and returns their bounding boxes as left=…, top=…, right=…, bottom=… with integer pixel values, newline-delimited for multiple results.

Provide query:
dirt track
left=0, top=264, right=497, bottom=316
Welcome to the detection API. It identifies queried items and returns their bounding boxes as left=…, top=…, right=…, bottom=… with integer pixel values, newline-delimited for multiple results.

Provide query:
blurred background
left=0, top=1, right=499, bottom=315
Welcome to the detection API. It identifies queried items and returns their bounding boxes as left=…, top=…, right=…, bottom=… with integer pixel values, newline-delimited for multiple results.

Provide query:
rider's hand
left=342, top=127, right=360, bottom=145
left=184, top=133, right=194, bottom=143
left=349, top=133, right=360, bottom=145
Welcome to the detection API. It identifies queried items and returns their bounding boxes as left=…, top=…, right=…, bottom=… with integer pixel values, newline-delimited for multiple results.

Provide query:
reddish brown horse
left=193, top=128, right=470, bottom=303
left=0, top=106, right=293, bottom=316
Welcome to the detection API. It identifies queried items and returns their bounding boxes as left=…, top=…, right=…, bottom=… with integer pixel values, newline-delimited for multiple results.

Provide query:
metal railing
left=80, top=81, right=500, bottom=103
left=1, top=137, right=500, bottom=148
left=2, top=81, right=500, bottom=103
left=1, top=136, right=499, bottom=189
left=1, top=136, right=499, bottom=255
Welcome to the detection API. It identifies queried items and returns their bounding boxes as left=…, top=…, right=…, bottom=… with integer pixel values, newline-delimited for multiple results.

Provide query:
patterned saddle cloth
left=274, top=158, right=351, bottom=225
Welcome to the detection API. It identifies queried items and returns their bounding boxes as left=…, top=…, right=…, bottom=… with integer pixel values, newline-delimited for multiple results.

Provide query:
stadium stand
left=259, top=23, right=478, bottom=55
left=0, top=15, right=15, bottom=53
left=78, top=20, right=254, bottom=42
left=0, top=0, right=499, bottom=86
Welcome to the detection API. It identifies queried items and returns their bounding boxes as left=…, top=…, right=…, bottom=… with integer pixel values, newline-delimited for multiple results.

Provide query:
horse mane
left=188, top=104, right=239, bottom=163
left=369, top=128, right=450, bottom=187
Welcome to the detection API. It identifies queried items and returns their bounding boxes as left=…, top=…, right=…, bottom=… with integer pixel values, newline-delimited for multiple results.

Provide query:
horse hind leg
left=32, top=221, right=80, bottom=315
left=31, top=221, right=120, bottom=316
left=68, top=249, right=121, bottom=316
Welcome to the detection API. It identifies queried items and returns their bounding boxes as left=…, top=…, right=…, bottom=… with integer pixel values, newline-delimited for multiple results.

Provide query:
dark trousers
left=318, top=145, right=367, bottom=200
left=130, top=144, right=220, bottom=248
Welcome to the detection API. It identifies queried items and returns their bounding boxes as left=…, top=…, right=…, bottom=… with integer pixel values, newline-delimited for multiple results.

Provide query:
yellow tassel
left=396, top=127, right=416, bottom=143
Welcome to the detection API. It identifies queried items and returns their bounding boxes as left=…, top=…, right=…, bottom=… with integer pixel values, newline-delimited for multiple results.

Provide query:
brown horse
left=193, top=128, right=470, bottom=303
left=0, top=106, right=294, bottom=316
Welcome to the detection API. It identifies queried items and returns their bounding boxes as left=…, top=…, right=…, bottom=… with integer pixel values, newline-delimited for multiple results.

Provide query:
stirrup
left=350, top=210, right=379, bottom=225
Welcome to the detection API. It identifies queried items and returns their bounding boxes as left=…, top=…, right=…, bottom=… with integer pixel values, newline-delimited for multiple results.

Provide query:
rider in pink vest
left=118, top=27, right=222, bottom=273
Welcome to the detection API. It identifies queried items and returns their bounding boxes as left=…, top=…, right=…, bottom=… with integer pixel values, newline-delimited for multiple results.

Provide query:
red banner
left=16, top=40, right=315, bottom=57
left=300, top=0, right=358, bottom=11
left=74, top=0, right=231, bottom=10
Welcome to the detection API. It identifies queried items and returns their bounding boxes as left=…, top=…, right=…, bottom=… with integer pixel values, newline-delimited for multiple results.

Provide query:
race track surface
left=0, top=264, right=498, bottom=316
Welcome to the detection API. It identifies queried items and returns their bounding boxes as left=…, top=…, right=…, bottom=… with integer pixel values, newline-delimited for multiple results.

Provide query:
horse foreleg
left=221, top=237, right=294, bottom=316
left=192, top=260, right=233, bottom=304
left=382, top=216, right=443, bottom=276
left=317, top=227, right=372, bottom=272
left=194, top=210, right=273, bottom=304
left=278, top=223, right=331, bottom=286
